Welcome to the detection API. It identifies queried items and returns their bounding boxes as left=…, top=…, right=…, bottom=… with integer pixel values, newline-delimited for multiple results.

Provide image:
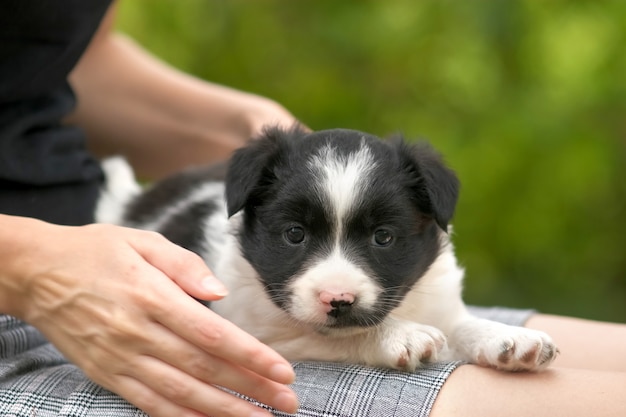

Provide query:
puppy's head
left=226, top=126, right=459, bottom=331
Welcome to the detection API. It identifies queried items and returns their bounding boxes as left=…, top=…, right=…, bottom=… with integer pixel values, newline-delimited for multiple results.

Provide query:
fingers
left=115, top=358, right=278, bottom=417
left=100, top=284, right=299, bottom=415
left=126, top=228, right=296, bottom=384
left=149, top=293, right=295, bottom=383
left=122, top=228, right=298, bottom=414
left=119, top=356, right=298, bottom=417
left=108, top=376, right=204, bottom=417
left=128, top=228, right=228, bottom=301
left=139, top=321, right=298, bottom=413
left=115, top=365, right=272, bottom=417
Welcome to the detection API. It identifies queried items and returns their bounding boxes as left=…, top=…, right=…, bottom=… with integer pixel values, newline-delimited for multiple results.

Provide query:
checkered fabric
left=0, top=307, right=534, bottom=417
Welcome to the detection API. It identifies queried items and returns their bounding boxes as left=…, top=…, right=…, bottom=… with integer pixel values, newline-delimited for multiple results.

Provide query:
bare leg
left=431, top=313, right=626, bottom=417
left=431, top=365, right=626, bottom=417
left=525, top=313, right=626, bottom=372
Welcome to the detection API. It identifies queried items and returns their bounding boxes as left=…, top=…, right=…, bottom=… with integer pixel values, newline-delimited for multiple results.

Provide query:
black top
left=0, top=0, right=112, bottom=225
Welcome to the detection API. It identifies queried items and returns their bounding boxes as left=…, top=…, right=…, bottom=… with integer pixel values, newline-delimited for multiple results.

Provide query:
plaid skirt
left=0, top=306, right=534, bottom=417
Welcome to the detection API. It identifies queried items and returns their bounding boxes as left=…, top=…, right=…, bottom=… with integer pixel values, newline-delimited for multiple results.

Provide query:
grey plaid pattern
left=1, top=308, right=534, bottom=417
left=268, top=361, right=459, bottom=417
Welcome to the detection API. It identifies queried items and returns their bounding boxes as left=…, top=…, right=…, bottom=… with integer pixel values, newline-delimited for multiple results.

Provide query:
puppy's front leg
left=358, top=317, right=448, bottom=371
left=448, top=317, right=558, bottom=371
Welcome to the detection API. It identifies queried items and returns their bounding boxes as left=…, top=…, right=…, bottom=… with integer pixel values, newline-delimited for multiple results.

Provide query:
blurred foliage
left=116, top=0, right=626, bottom=322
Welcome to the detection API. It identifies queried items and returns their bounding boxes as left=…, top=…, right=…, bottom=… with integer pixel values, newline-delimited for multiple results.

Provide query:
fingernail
left=201, top=276, right=229, bottom=297
left=270, top=363, right=296, bottom=384
left=250, top=411, right=271, bottom=417
left=249, top=410, right=273, bottom=417
left=273, top=391, right=299, bottom=414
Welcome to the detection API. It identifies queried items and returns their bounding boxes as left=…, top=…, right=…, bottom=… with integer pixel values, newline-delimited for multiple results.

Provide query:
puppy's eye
left=285, top=226, right=305, bottom=244
left=372, top=229, right=393, bottom=247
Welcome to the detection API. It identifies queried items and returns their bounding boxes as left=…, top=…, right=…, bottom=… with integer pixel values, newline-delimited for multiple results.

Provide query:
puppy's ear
left=395, top=139, right=460, bottom=232
left=225, top=125, right=306, bottom=217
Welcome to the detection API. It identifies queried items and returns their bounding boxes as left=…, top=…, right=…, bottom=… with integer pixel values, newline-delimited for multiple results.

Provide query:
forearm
left=67, top=8, right=297, bottom=180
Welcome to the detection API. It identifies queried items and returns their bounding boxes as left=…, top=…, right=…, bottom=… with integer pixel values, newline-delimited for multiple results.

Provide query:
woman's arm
left=66, top=4, right=300, bottom=180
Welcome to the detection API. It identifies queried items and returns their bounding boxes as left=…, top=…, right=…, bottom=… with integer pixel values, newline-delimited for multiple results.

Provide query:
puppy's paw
left=371, top=321, right=447, bottom=371
left=473, top=326, right=558, bottom=371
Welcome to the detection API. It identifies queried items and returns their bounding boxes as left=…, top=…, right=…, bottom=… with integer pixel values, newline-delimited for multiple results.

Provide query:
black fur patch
left=158, top=200, right=219, bottom=254
left=124, top=163, right=226, bottom=225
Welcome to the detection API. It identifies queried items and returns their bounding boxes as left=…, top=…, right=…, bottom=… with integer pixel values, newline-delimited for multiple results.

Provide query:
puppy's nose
left=319, top=291, right=356, bottom=317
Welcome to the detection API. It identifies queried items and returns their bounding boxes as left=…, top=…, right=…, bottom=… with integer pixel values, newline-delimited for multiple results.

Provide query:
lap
left=0, top=308, right=535, bottom=416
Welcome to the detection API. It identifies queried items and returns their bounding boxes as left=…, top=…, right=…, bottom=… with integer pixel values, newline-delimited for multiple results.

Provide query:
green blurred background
left=116, top=0, right=625, bottom=322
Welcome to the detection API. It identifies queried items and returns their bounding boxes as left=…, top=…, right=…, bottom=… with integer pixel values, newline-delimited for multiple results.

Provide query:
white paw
left=472, top=326, right=558, bottom=371
left=370, top=320, right=448, bottom=371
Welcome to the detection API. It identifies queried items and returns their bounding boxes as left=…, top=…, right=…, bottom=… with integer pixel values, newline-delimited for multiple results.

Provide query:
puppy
left=98, top=127, right=557, bottom=372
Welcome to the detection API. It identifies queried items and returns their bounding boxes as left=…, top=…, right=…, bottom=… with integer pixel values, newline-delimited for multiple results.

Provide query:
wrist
left=0, top=215, right=57, bottom=318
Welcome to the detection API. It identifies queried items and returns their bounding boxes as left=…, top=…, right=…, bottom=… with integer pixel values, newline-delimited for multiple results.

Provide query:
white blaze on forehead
left=289, top=139, right=382, bottom=325
left=308, top=139, right=377, bottom=225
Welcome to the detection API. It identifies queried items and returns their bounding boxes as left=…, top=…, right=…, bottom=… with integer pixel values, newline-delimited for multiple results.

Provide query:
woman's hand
left=3, top=218, right=298, bottom=417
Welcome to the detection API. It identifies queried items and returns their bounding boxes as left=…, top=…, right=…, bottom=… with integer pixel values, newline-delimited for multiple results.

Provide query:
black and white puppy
left=98, top=127, right=557, bottom=372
